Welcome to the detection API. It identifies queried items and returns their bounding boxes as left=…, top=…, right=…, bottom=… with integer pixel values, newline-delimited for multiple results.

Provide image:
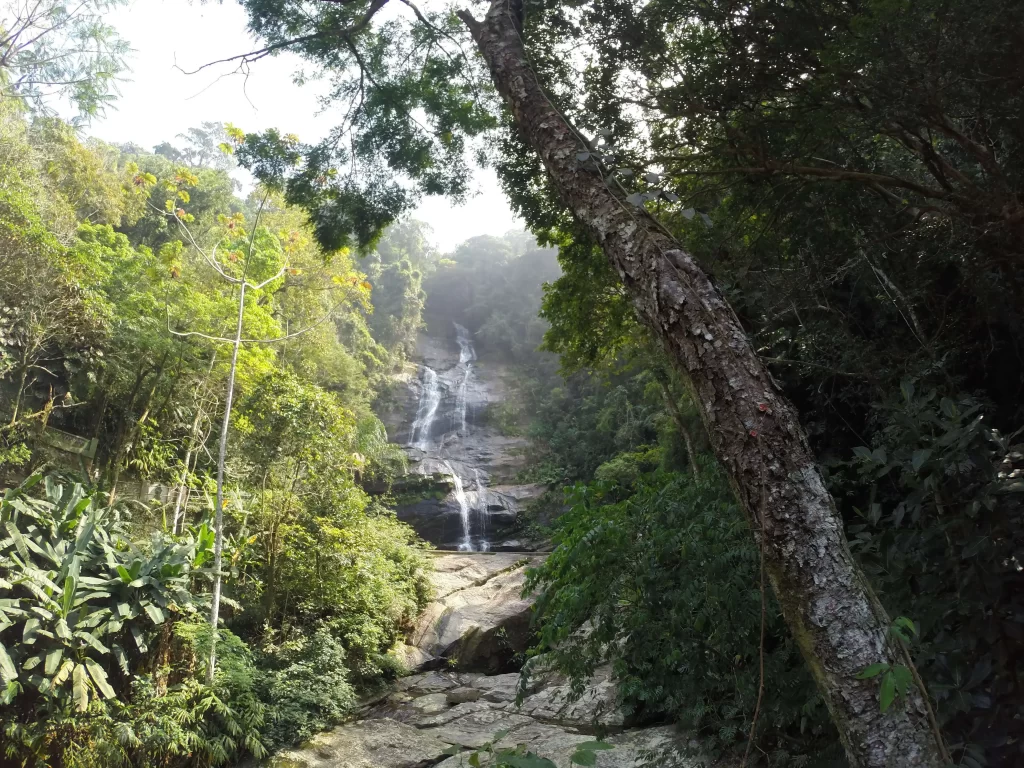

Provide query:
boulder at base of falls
left=388, top=642, right=435, bottom=674
left=268, top=718, right=451, bottom=768
left=407, top=553, right=543, bottom=672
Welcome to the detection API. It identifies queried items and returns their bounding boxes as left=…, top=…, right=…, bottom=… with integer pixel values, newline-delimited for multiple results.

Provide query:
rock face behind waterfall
left=381, top=327, right=544, bottom=551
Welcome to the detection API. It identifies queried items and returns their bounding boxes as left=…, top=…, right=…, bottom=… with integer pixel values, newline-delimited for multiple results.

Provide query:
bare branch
left=175, top=0, right=390, bottom=76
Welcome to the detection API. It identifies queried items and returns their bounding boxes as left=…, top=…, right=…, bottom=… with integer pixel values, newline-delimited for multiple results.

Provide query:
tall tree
left=457, top=5, right=943, bottom=765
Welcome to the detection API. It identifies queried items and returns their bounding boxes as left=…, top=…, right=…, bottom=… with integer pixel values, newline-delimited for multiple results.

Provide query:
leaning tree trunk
left=457, top=4, right=945, bottom=767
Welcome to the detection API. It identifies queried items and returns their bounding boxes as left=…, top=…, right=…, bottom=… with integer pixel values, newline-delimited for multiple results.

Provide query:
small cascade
left=410, top=366, right=442, bottom=451
left=454, top=367, right=471, bottom=433
left=445, top=461, right=473, bottom=551
left=452, top=323, right=475, bottom=434
left=472, top=468, right=490, bottom=551
left=441, top=322, right=486, bottom=549
left=454, top=322, right=477, bottom=364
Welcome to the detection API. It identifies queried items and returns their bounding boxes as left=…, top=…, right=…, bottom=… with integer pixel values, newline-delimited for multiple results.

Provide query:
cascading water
left=454, top=322, right=477, bottom=365
left=472, top=468, right=490, bottom=551
left=453, top=323, right=475, bottom=434
left=406, top=322, right=494, bottom=550
left=410, top=366, right=441, bottom=451
left=445, top=461, right=473, bottom=551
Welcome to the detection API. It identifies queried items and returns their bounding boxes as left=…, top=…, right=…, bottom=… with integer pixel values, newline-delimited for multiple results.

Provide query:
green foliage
left=256, top=627, right=356, bottom=751
left=0, top=474, right=266, bottom=767
left=0, top=473, right=210, bottom=711
left=837, top=386, right=1024, bottom=750
left=0, top=1, right=130, bottom=121
left=3, top=675, right=264, bottom=768
left=525, top=462, right=836, bottom=763
left=361, top=219, right=434, bottom=367
left=0, top=96, right=435, bottom=764
left=593, top=446, right=661, bottom=487
left=471, top=0, right=1024, bottom=760
left=232, top=0, right=498, bottom=250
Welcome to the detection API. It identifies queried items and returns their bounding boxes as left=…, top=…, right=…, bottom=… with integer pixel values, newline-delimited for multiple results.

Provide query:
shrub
left=256, top=627, right=356, bottom=751
left=835, top=384, right=1024, bottom=761
left=0, top=474, right=265, bottom=767
left=0, top=473, right=212, bottom=712
left=524, top=459, right=838, bottom=764
left=2, top=675, right=265, bottom=768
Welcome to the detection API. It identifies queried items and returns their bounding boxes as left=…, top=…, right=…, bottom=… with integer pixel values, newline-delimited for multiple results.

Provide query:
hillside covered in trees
left=2, top=0, right=1023, bottom=767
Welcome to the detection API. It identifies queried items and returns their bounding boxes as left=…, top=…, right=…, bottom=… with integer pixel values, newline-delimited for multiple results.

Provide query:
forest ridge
left=1, top=1, right=1023, bottom=768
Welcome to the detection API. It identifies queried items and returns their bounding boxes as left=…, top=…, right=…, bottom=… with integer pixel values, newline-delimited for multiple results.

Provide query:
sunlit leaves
left=0, top=0, right=131, bottom=121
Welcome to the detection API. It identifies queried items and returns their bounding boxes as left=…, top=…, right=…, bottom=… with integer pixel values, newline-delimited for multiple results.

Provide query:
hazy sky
left=87, top=0, right=522, bottom=252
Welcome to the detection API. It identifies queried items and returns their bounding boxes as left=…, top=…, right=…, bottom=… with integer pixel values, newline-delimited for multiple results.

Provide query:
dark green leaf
left=879, top=670, right=896, bottom=712
left=857, top=663, right=889, bottom=679
left=911, top=449, right=931, bottom=472
left=900, top=379, right=915, bottom=403
left=891, top=664, right=913, bottom=696
left=0, top=643, right=18, bottom=683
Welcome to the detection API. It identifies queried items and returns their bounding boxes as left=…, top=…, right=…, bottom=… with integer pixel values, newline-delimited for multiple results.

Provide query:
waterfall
left=453, top=323, right=475, bottom=433
left=410, top=366, right=442, bottom=451
left=448, top=325, right=481, bottom=549
left=473, top=468, right=490, bottom=551
left=445, top=461, right=473, bottom=551
left=408, top=324, right=492, bottom=551
left=454, top=322, right=477, bottom=364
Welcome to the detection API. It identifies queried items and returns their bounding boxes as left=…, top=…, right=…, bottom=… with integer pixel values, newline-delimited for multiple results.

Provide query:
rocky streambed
left=272, top=554, right=703, bottom=768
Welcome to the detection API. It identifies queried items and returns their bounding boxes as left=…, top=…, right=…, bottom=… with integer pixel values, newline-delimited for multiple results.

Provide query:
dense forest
left=2, top=0, right=1023, bottom=767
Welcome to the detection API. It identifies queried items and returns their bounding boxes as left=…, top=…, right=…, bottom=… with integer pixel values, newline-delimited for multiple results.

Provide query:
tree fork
left=457, top=2, right=944, bottom=766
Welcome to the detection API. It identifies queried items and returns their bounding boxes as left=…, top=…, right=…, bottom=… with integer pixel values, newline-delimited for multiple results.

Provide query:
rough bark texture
left=458, top=3, right=944, bottom=766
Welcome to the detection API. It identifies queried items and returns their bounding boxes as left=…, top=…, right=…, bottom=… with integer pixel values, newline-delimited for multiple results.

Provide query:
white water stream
left=410, top=323, right=490, bottom=550
left=453, top=323, right=475, bottom=433
left=410, top=366, right=441, bottom=451
left=445, top=461, right=473, bottom=551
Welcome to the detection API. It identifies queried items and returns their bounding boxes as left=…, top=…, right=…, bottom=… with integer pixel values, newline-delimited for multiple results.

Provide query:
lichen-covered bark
left=457, top=3, right=944, bottom=766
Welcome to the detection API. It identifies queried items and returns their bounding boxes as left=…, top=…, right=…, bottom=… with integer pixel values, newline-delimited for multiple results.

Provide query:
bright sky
left=87, top=0, right=522, bottom=252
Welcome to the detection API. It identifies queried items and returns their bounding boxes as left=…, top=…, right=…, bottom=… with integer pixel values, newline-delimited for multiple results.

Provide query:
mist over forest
left=1, top=1, right=1022, bottom=767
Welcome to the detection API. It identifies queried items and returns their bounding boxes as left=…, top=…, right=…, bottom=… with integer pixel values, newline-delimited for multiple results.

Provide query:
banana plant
left=0, top=472, right=213, bottom=711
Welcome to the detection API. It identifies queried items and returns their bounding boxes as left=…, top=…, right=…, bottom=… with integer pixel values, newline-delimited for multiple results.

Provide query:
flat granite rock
left=269, top=718, right=450, bottom=768
left=446, top=686, right=483, bottom=704
left=432, top=724, right=699, bottom=768
left=428, top=554, right=531, bottom=599
left=424, top=707, right=535, bottom=749
left=410, top=692, right=450, bottom=714
left=412, top=700, right=496, bottom=728
left=397, top=671, right=461, bottom=694
left=494, top=723, right=592, bottom=761
left=470, top=672, right=521, bottom=702
left=512, top=666, right=624, bottom=729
